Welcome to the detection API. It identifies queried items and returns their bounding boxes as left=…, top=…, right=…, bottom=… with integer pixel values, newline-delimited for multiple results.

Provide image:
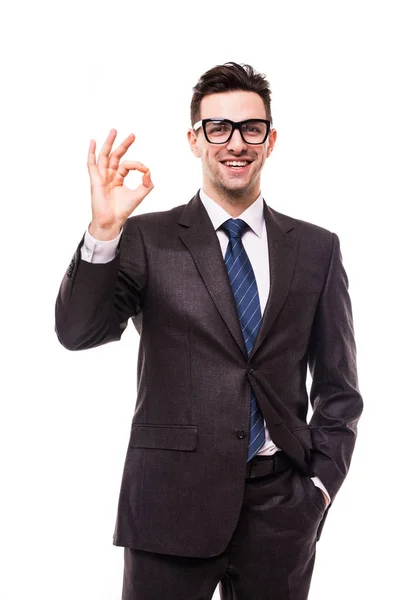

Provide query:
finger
left=87, top=139, right=96, bottom=172
left=87, top=139, right=102, bottom=184
left=142, top=169, right=153, bottom=189
left=98, top=129, right=118, bottom=178
left=99, top=128, right=118, bottom=158
left=116, top=160, right=150, bottom=179
left=109, top=133, right=136, bottom=171
left=87, top=138, right=96, bottom=166
left=131, top=171, right=155, bottom=206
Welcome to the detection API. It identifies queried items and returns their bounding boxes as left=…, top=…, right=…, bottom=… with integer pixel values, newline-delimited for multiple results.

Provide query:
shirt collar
left=199, top=188, right=265, bottom=238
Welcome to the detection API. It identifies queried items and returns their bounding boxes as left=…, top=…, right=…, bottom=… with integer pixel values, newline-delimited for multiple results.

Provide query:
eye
left=209, top=123, right=230, bottom=134
left=242, top=124, right=262, bottom=134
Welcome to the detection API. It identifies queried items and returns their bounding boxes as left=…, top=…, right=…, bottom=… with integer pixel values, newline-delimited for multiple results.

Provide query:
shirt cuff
left=310, top=476, right=331, bottom=505
left=81, top=227, right=122, bottom=263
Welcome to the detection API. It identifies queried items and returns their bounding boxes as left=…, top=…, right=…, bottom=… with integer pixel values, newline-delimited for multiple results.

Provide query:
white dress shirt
left=80, top=190, right=330, bottom=503
left=199, top=189, right=277, bottom=456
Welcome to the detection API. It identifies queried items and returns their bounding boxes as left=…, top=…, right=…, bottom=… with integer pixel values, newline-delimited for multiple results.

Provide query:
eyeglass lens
left=204, top=120, right=268, bottom=144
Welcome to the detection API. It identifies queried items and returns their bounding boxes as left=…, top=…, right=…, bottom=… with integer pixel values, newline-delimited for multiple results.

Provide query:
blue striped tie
left=221, top=218, right=266, bottom=461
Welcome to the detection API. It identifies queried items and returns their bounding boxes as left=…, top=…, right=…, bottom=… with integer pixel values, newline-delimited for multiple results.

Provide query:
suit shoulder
left=268, top=206, right=335, bottom=244
left=124, top=203, right=186, bottom=233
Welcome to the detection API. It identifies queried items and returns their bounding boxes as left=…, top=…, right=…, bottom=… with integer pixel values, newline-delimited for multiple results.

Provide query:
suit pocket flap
left=129, top=424, right=198, bottom=451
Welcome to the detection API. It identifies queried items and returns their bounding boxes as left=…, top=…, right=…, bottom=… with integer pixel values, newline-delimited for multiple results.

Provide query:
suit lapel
left=178, top=194, right=248, bottom=359
left=250, top=203, right=299, bottom=358
left=178, top=194, right=299, bottom=360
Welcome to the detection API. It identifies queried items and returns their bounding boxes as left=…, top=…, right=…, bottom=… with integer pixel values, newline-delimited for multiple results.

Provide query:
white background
left=1, top=1, right=399, bottom=598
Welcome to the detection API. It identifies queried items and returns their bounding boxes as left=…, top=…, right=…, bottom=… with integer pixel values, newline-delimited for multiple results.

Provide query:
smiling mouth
left=221, top=160, right=251, bottom=166
left=220, top=160, right=253, bottom=172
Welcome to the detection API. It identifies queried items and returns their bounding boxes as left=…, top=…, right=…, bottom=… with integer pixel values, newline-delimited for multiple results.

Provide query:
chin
left=222, top=177, right=253, bottom=192
left=219, top=182, right=253, bottom=199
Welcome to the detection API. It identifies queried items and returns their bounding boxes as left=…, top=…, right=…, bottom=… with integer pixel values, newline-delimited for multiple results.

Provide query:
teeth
left=224, top=161, right=249, bottom=167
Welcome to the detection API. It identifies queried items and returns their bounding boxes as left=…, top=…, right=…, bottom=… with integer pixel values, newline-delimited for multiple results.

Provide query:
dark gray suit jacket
left=55, top=191, right=363, bottom=557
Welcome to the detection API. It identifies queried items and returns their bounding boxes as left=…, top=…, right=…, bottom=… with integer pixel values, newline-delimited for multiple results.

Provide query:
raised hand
left=87, top=129, right=154, bottom=240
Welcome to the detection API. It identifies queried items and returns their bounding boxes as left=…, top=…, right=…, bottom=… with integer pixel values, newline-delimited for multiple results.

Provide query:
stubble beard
left=214, top=179, right=252, bottom=205
left=207, top=160, right=260, bottom=207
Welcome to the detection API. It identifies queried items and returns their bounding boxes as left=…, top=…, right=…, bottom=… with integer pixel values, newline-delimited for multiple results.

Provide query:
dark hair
left=190, top=62, right=272, bottom=126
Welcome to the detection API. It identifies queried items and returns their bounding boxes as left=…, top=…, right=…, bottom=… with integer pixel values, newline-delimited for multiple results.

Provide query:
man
left=55, top=62, right=363, bottom=599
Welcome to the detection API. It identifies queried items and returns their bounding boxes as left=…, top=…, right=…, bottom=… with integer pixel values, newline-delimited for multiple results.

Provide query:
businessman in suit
left=55, top=62, right=363, bottom=599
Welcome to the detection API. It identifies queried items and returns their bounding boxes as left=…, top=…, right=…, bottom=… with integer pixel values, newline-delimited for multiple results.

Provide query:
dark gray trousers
left=122, top=463, right=326, bottom=600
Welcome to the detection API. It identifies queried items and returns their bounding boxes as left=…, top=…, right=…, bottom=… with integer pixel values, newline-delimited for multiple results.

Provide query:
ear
left=187, top=129, right=202, bottom=158
left=265, top=129, right=277, bottom=158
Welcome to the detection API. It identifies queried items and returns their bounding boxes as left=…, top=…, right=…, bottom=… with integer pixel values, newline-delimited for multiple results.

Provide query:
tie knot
left=221, top=218, right=248, bottom=240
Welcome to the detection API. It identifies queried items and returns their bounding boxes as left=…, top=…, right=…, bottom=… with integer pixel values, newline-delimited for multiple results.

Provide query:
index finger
left=117, top=160, right=150, bottom=179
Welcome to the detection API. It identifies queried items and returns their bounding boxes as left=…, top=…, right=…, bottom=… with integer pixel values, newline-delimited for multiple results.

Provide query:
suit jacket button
left=247, top=364, right=254, bottom=374
left=237, top=430, right=247, bottom=439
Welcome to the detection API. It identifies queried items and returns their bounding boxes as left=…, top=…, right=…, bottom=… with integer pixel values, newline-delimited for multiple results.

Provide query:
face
left=188, top=90, right=277, bottom=203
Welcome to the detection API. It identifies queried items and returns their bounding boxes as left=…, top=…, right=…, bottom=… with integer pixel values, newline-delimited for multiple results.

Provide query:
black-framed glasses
left=193, top=118, right=271, bottom=145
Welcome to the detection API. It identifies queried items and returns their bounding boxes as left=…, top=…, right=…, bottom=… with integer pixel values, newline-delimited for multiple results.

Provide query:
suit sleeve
left=55, top=218, right=147, bottom=351
left=308, top=232, right=363, bottom=500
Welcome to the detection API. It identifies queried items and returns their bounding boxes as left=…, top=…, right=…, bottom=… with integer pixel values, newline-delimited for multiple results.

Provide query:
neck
left=202, top=183, right=260, bottom=218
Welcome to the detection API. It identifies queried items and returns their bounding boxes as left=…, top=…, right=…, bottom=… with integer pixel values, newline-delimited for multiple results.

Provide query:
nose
left=226, top=128, right=247, bottom=153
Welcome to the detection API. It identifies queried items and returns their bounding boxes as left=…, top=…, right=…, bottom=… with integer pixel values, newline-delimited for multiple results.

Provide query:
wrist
left=321, top=489, right=330, bottom=507
left=88, top=221, right=122, bottom=241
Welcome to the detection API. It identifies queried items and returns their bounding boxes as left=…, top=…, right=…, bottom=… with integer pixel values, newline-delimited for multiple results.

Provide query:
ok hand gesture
left=87, top=129, right=154, bottom=240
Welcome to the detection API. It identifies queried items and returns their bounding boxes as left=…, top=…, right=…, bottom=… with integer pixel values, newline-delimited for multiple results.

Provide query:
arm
left=55, top=218, right=147, bottom=350
left=80, top=227, right=122, bottom=263
left=308, top=233, right=363, bottom=501
left=55, top=129, right=153, bottom=351
left=311, top=477, right=330, bottom=506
